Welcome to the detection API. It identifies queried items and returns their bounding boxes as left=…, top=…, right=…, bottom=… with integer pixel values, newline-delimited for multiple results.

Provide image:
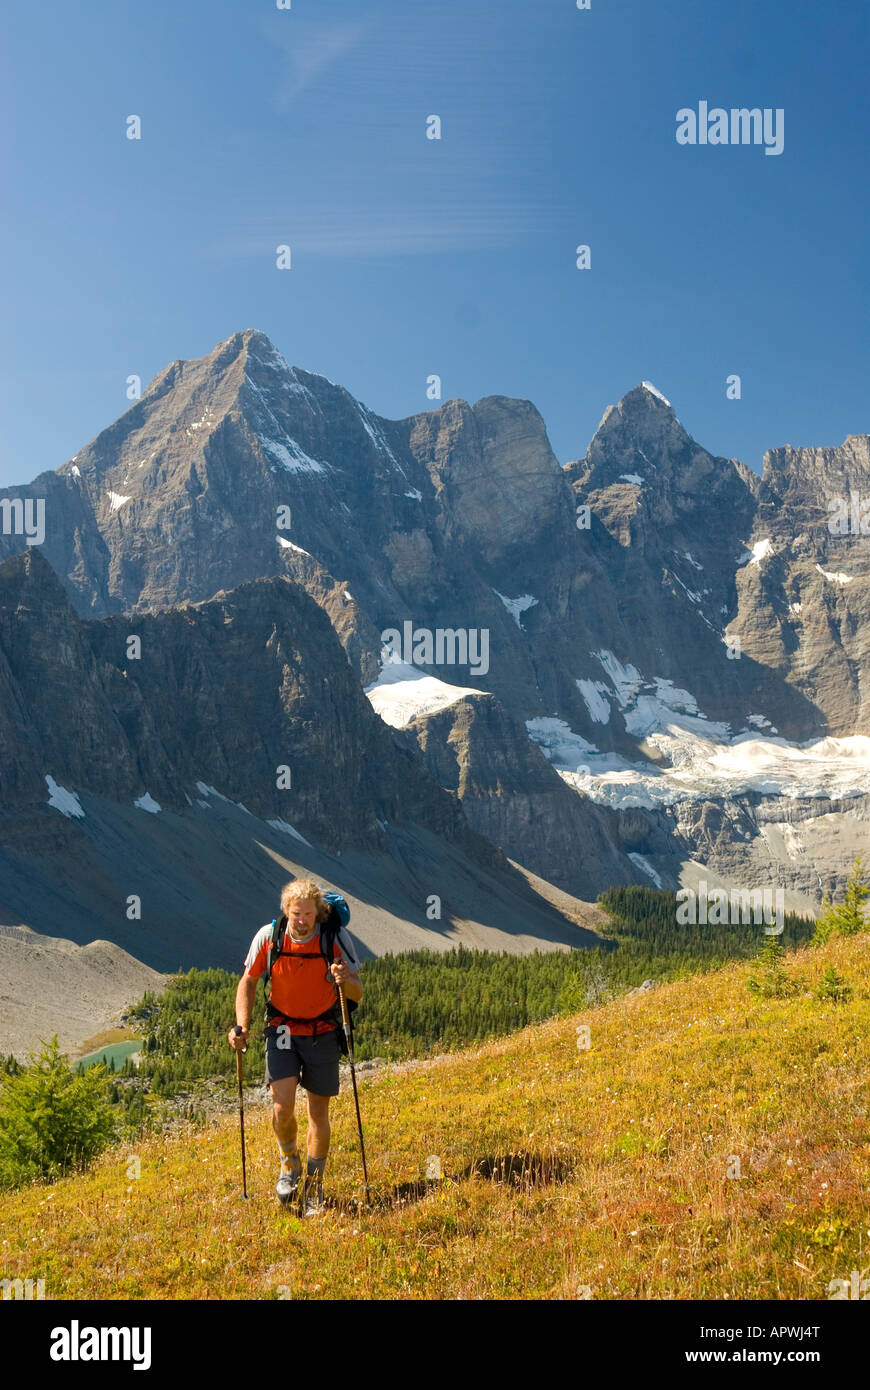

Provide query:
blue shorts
left=264, top=1027, right=341, bottom=1096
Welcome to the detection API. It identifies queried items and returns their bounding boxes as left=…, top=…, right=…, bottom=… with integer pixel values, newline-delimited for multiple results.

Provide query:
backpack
left=262, top=891, right=358, bottom=1055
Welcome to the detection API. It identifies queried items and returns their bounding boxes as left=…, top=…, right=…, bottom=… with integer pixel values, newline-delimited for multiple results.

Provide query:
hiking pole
left=337, top=984, right=370, bottom=1204
left=232, top=1026, right=248, bottom=1199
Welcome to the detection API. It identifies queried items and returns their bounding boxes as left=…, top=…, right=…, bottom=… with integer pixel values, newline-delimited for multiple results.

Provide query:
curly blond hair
left=280, top=878, right=330, bottom=923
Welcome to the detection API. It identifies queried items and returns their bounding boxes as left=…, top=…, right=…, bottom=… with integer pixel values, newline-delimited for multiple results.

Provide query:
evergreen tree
left=0, top=1036, right=118, bottom=1188
left=812, top=857, right=869, bottom=944
left=747, top=933, right=800, bottom=999
left=815, top=966, right=853, bottom=1003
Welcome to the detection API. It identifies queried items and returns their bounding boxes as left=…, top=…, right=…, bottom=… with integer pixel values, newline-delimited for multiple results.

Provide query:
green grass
left=2, top=931, right=868, bottom=1300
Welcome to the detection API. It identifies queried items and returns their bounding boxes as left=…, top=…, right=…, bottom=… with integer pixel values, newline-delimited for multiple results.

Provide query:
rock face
left=1, top=329, right=867, bottom=906
left=406, top=395, right=568, bottom=564
left=0, top=547, right=603, bottom=1052
left=0, top=548, right=478, bottom=854
left=733, top=435, right=870, bottom=734
left=393, top=691, right=654, bottom=900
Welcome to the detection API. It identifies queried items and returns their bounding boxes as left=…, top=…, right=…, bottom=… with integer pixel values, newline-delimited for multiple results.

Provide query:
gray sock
left=307, top=1156, right=326, bottom=1179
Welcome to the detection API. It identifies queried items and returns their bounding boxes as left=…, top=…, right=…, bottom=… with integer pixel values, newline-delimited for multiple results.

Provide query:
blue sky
left=1, top=0, right=867, bottom=488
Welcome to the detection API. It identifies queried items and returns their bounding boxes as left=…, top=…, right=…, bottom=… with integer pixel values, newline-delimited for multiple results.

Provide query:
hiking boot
left=303, top=1177, right=326, bottom=1217
left=276, top=1154, right=302, bottom=1205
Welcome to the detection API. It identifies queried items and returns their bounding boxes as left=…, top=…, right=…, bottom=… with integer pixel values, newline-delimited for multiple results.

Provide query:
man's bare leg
left=306, top=1091, right=330, bottom=1160
left=271, top=1076, right=299, bottom=1154
left=271, top=1077, right=302, bottom=1202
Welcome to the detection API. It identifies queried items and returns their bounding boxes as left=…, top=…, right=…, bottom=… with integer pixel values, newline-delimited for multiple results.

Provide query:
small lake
left=75, top=1040, right=141, bottom=1071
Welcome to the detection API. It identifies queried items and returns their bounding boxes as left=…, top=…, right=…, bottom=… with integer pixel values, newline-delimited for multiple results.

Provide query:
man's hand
left=330, top=959, right=363, bottom=1003
left=228, top=1025, right=249, bottom=1051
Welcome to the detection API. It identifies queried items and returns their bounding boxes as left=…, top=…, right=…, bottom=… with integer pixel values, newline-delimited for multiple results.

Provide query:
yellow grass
left=3, top=934, right=869, bottom=1300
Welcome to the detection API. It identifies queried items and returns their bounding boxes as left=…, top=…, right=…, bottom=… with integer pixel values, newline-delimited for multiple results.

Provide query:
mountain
left=0, top=546, right=606, bottom=1054
left=2, top=328, right=867, bottom=918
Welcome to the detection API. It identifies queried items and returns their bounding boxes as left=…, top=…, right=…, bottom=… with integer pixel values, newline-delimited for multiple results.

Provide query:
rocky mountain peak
left=579, top=382, right=691, bottom=489
left=0, top=547, right=74, bottom=627
left=405, top=392, right=568, bottom=563
left=761, top=433, right=870, bottom=499
left=571, top=382, right=757, bottom=569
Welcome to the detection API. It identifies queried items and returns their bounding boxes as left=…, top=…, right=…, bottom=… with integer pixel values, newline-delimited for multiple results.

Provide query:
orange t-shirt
left=244, top=923, right=358, bottom=1036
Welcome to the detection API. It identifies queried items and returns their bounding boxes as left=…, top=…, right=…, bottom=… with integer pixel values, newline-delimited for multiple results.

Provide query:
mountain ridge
left=2, top=329, right=867, bottom=913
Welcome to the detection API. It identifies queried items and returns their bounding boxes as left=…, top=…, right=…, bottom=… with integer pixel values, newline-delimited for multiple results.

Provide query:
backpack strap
left=265, top=916, right=285, bottom=983
left=262, top=916, right=285, bottom=1022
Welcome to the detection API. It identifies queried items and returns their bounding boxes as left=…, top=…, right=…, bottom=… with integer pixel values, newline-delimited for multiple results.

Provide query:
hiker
left=228, top=879, right=363, bottom=1213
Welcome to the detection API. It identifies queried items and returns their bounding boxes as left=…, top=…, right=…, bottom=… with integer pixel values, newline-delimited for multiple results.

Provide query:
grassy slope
left=2, top=933, right=869, bottom=1301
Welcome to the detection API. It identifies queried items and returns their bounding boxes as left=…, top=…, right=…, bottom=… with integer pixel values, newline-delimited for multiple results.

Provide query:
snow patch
left=70, top=464, right=81, bottom=478
left=747, top=714, right=775, bottom=732
left=739, top=539, right=773, bottom=567
left=365, top=658, right=486, bottom=728
left=493, top=591, right=539, bottom=629
left=628, top=853, right=663, bottom=888
left=194, top=782, right=251, bottom=815
left=641, top=381, right=671, bottom=407
left=576, top=679, right=611, bottom=724
left=816, top=564, right=852, bottom=585
left=277, top=536, right=311, bottom=555
left=134, top=793, right=161, bottom=814
left=670, top=571, right=703, bottom=605
left=260, top=436, right=329, bottom=475
left=528, top=664, right=856, bottom=811
left=45, top=775, right=84, bottom=819
left=405, top=488, right=423, bottom=501
left=250, top=337, right=291, bottom=374
left=619, top=473, right=643, bottom=486
left=266, top=818, right=312, bottom=846
left=594, top=650, right=643, bottom=708
left=108, top=491, right=131, bottom=511
left=525, top=717, right=598, bottom=766
left=551, top=717, right=870, bottom=810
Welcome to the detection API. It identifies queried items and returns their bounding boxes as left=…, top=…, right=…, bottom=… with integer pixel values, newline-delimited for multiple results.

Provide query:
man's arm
left=228, top=971, right=258, bottom=1049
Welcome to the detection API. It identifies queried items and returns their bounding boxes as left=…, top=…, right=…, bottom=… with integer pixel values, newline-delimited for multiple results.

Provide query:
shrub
left=815, top=967, right=853, bottom=1004
left=812, top=857, right=869, bottom=945
left=747, top=934, right=801, bottom=999
left=0, top=1036, right=118, bottom=1189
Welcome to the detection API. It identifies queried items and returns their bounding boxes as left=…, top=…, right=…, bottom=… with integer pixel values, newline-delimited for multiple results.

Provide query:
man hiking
left=228, top=879, right=363, bottom=1214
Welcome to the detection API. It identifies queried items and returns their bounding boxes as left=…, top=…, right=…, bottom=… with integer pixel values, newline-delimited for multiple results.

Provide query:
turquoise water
left=75, top=1040, right=140, bottom=1071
